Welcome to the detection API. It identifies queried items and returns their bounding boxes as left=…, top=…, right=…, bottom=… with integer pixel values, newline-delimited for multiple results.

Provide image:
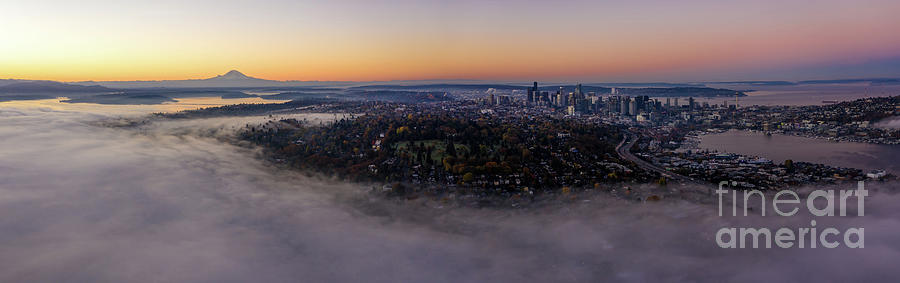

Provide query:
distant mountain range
left=2, top=70, right=898, bottom=104
left=3, top=70, right=899, bottom=90
left=0, top=81, right=112, bottom=93
left=68, top=70, right=360, bottom=88
left=0, top=81, right=113, bottom=102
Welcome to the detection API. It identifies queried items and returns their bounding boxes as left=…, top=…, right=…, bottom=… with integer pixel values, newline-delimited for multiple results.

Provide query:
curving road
left=615, top=134, right=702, bottom=184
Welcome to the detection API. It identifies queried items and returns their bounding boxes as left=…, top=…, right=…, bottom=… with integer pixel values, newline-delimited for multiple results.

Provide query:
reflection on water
left=664, top=83, right=900, bottom=106
left=0, top=97, right=288, bottom=116
left=699, top=130, right=900, bottom=174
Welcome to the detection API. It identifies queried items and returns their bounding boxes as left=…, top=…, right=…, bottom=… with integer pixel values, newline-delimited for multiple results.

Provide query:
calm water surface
left=699, top=130, right=900, bottom=174
left=666, top=83, right=900, bottom=106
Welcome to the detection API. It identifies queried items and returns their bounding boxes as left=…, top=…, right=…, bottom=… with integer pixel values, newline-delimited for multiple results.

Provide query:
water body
left=3, top=105, right=900, bottom=282
left=3, top=93, right=900, bottom=282
left=0, top=96, right=288, bottom=115
left=687, top=83, right=900, bottom=106
left=698, top=130, right=900, bottom=174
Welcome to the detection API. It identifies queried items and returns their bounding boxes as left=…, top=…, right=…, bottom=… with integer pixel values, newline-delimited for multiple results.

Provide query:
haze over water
left=2, top=0, right=899, bottom=281
left=696, top=84, right=900, bottom=106
left=2, top=103, right=900, bottom=282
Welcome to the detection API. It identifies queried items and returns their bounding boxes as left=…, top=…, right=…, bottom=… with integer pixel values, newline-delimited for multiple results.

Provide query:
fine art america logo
left=715, top=181, right=866, bottom=249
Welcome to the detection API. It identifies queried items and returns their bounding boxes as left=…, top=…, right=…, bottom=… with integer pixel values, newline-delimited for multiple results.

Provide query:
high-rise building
left=635, top=96, right=648, bottom=112
left=556, top=89, right=565, bottom=107
left=629, top=99, right=637, bottom=116
left=568, top=88, right=577, bottom=110
left=526, top=82, right=537, bottom=104
left=608, top=96, right=619, bottom=113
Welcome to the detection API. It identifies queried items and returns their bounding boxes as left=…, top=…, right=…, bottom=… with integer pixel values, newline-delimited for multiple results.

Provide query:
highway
left=615, top=134, right=702, bottom=185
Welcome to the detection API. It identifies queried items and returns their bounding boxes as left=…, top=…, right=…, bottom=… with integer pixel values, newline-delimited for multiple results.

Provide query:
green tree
left=462, top=172, right=475, bottom=183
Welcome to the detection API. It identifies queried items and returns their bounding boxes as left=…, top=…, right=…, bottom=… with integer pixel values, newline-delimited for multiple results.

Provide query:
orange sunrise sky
left=2, top=0, right=900, bottom=82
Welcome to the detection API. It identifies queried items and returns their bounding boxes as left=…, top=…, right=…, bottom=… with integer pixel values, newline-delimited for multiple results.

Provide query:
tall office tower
left=613, top=96, right=622, bottom=113
left=611, top=87, right=617, bottom=95
left=541, top=91, right=549, bottom=103
left=556, top=92, right=564, bottom=107
left=634, top=96, right=646, bottom=112
left=674, top=98, right=679, bottom=107
left=629, top=99, right=637, bottom=116
left=568, top=88, right=577, bottom=110
left=489, top=91, right=495, bottom=105
left=575, top=83, right=583, bottom=99
left=526, top=83, right=535, bottom=104
left=666, top=97, right=671, bottom=108
left=606, top=96, right=619, bottom=113
left=621, top=97, right=629, bottom=115
left=688, top=97, right=695, bottom=111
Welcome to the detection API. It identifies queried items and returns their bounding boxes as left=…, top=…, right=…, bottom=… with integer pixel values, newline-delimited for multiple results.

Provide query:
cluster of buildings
left=721, top=98, right=900, bottom=144
left=523, top=82, right=654, bottom=116
left=483, top=82, right=740, bottom=125
left=228, top=85, right=897, bottom=191
left=640, top=150, right=872, bottom=189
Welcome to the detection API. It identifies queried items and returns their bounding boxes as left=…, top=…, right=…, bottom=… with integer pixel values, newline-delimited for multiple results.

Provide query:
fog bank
left=1, top=106, right=899, bottom=282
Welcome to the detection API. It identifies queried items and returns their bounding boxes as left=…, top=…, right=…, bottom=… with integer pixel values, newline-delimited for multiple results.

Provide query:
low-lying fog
left=1, top=105, right=899, bottom=282
left=876, top=116, right=900, bottom=129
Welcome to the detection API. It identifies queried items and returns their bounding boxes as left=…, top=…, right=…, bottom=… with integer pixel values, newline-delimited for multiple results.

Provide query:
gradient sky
left=2, top=0, right=900, bottom=82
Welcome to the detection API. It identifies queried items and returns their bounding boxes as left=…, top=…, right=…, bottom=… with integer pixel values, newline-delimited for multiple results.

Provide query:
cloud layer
left=1, top=106, right=899, bottom=282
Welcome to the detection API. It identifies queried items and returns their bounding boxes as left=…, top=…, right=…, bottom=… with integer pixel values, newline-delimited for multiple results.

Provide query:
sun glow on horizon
left=2, top=0, right=900, bottom=82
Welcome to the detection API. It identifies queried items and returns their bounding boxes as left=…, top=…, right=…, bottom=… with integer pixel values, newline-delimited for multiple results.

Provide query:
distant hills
left=706, top=78, right=900, bottom=86
left=617, top=87, right=745, bottom=97
left=0, top=81, right=112, bottom=93
left=352, top=84, right=745, bottom=97
left=0, top=81, right=114, bottom=102
left=70, top=70, right=356, bottom=88
left=1, top=70, right=898, bottom=104
left=1, top=70, right=892, bottom=89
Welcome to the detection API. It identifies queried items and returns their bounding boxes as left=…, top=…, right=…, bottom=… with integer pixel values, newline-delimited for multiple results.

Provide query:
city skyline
left=4, top=1, right=900, bottom=282
left=3, top=0, right=900, bottom=82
